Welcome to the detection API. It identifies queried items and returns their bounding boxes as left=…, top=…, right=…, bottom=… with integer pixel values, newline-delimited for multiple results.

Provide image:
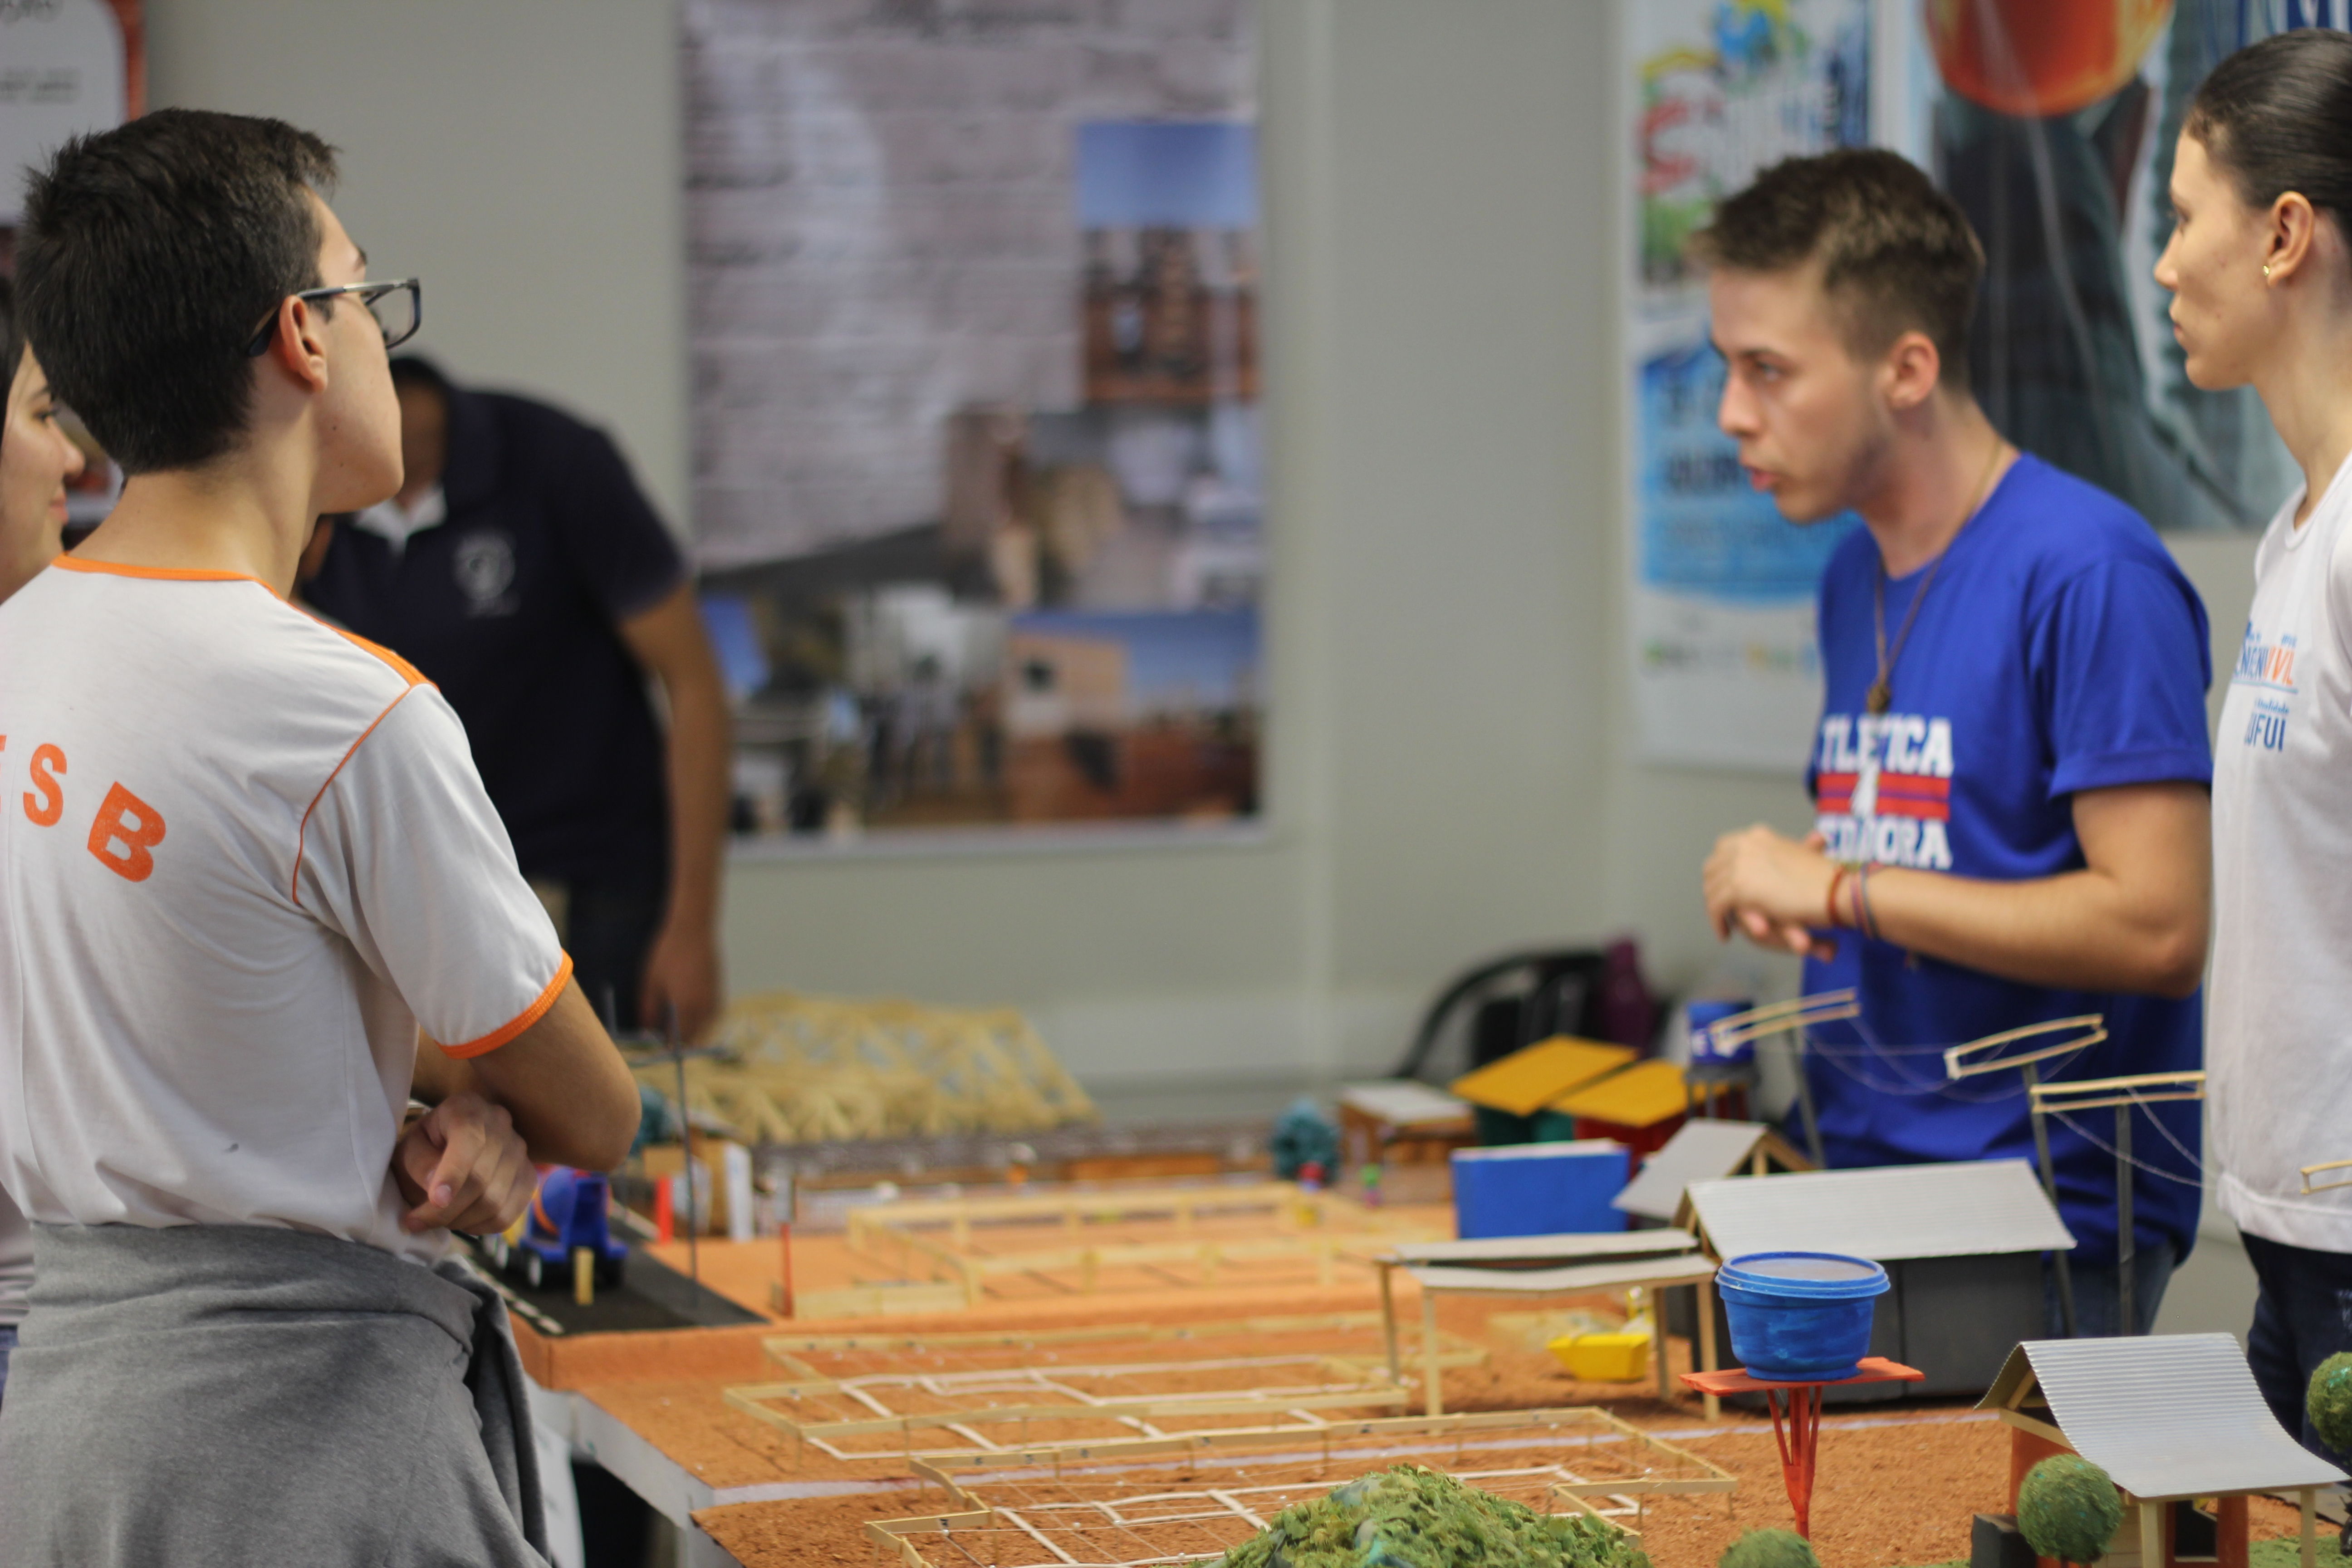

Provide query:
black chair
left=1390, top=943, right=1658, bottom=1088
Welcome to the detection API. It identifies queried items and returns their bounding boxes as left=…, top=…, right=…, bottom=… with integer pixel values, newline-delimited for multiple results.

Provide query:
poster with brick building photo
left=687, top=0, right=1263, bottom=842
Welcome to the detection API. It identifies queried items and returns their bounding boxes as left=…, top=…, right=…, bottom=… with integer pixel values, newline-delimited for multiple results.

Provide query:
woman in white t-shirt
left=0, top=276, right=88, bottom=1405
left=2158, top=29, right=2352, bottom=1462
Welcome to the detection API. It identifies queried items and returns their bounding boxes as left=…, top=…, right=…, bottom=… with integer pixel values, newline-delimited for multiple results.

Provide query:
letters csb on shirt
left=0, top=738, right=167, bottom=882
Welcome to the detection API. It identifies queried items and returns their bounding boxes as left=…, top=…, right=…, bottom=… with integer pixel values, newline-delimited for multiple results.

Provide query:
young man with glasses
left=0, top=109, right=638, bottom=1563
left=1696, top=150, right=2214, bottom=1338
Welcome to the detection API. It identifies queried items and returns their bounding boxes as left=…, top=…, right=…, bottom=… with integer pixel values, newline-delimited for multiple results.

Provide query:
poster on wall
left=0, top=0, right=142, bottom=238
left=0, top=0, right=141, bottom=533
left=1626, top=0, right=2310, bottom=774
left=1623, top=0, right=1872, bottom=771
left=1878, top=0, right=2317, bottom=535
left=682, top=1, right=1262, bottom=842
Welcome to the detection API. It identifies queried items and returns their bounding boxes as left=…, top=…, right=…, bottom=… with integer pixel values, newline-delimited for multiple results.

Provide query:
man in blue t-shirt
left=1697, top=150, right=2213, bottom=1336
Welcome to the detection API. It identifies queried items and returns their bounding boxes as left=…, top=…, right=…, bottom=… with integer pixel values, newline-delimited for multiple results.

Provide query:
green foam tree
left=2309, top=1353, right=2352, bottom=1457
left=2017, top=1454, right=2123, bottom=1566
left=1215, top=1464, right=1651, bottom=1568
left=1717, top=1529, right=1821, bottom=1568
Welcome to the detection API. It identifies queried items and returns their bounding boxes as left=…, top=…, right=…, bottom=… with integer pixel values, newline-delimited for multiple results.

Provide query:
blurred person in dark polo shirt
left=304, top=357, right=730, bottom=1042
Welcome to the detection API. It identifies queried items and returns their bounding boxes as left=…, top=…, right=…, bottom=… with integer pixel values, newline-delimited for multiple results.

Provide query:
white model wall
left=142, top=0, right=2261, bottom=1090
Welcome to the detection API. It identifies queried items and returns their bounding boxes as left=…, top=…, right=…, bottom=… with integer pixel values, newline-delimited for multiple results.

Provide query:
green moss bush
left=2016, top=1454, right=2122, bottom=1565
left=1214, top=1464, right=1650, bottom=1568
left=1717, top=1529, right=1821, bottom=1568
left=2309, top=1352, right=2352, bottom=1456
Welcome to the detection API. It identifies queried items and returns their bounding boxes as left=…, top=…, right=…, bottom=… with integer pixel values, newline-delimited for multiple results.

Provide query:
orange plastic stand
left=1680, top=1357, right=1924, bottom=1537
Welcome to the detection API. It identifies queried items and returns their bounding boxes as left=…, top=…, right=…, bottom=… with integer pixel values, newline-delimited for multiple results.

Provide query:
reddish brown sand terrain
left=559, top=1236, right=2312, bottom=1568
left=694, top=1413, right=2317, bottom=1568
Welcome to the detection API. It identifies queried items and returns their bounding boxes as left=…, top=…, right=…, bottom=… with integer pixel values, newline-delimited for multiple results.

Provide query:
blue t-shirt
left=1799, top=454, right=2211, bottom=1269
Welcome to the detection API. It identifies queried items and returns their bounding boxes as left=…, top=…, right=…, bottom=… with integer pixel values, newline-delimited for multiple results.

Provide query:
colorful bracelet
left=1825, top=865, right=1851, bottom=929
left=1857, top=862, right=1882, bottom=942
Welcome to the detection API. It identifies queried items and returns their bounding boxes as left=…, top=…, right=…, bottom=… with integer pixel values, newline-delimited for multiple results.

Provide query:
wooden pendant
left=1865, top=680, right=1891, bottom=715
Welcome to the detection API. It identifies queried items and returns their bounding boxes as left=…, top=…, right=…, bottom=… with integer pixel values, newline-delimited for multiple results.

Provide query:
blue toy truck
left=484, top=1167, right=628, bottom=1291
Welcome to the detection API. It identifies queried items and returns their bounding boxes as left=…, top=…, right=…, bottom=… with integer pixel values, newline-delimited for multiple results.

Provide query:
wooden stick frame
left=1943, top=1014, right=2108, bottom=1080
left=1699, top=990, right=1859, bottom=1054
left=844, top=1181, right=1437, bottom=1307
left=2303, top=1159, right=2352, bottom=1196
left=2026, top=1070, right=2206, bottom=1116
left=860, top=1407, right=1725, bottom=1568
left=757, top=1310, right=1489, bottom=1396
left=724, top=1326, right=1491, bottom=1464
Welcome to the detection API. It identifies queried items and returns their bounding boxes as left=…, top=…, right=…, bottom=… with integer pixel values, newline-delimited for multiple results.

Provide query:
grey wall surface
left=145, top=0, right=690, bottom=529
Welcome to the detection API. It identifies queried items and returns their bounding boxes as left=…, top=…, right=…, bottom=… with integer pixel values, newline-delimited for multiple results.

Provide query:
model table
left=1679, top=1357, right=1925, bottom=1537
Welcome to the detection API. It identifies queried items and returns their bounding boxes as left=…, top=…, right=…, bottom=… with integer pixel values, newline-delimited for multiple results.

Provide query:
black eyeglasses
left=243, top=278, right=422, bottom=358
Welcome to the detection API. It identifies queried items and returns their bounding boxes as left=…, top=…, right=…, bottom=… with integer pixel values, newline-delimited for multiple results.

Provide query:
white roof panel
left=1408, top=1254, right=1718, bottom=1296
left=1386, top=1230, right=1698, bottom=1266
left=1613, top=1120, right=1773, bottom=1221
left=1984, top=1335, right=2347, bottom=1499
left=1686, top=1160, right=2074, bottom=1261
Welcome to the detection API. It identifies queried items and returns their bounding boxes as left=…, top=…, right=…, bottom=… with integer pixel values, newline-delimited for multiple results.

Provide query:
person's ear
left=264, top=295, right=333, bottom=394
left=2265, top=190, right=2321, bottom=286
left=1882, top=329, right=1942, bottom=412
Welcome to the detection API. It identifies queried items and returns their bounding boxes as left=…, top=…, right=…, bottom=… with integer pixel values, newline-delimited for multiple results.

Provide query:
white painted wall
left=144, top=0, right=690, bottom=528
left=141, top=1, right=2267, bottom=1096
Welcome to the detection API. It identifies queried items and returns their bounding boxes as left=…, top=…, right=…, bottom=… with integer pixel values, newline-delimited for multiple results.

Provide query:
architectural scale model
left=1980, top=1334, right=2348, bottom=1568
left=843, top=1180, right=1444, bottom=1307
left=635, top=990, right=1098, bottom=1144
left=861, top=1408, right=1734, bottom=1568
left=728, top=1313, right=1489, bottom=1462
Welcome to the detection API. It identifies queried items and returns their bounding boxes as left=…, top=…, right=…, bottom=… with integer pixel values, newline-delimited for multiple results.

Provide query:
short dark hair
left=1692, top=148, right=1984, bottom=390
left=17, top=108, right=338, bottom=475
left=2186, top=29, right=2352, bottom=248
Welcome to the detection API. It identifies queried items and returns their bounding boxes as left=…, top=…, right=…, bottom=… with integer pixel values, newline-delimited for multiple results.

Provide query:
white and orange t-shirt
left=0, top=559, right=569, bottom=1263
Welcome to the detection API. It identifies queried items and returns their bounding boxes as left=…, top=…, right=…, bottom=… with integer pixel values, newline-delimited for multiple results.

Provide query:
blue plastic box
left=1450, top=1139, right=1630, bottom=1239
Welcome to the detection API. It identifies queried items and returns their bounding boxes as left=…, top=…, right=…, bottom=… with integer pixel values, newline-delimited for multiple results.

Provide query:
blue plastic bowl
left=1717, top=1251, right=1889, bottom=1382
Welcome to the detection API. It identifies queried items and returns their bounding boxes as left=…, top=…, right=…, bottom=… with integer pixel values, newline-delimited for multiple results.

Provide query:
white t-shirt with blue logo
left=2212, top=455, right=2352, bottom=1254
left=1800, top=454, right=2212, bottom=1269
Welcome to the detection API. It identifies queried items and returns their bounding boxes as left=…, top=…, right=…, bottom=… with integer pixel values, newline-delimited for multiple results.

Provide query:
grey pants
left=0, top=1223, right=548, bottom=1567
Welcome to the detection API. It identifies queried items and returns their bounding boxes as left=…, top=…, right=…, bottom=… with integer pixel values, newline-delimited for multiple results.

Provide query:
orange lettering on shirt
left=87, top=782, right=165, bottom=882
left=23, top=744, right=64, bottom=827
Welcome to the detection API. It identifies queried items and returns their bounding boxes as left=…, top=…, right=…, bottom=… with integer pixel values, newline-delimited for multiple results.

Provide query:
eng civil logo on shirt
left=1813, top=710, right=1955, bottom=870
left=2231, top=622, right=2296, bottom=753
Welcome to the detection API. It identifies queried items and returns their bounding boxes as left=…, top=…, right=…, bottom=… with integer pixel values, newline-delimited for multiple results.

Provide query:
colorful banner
left=1879, top=0, right=2308, bottom=534
left=1624, top=0, right=1872, bottom=770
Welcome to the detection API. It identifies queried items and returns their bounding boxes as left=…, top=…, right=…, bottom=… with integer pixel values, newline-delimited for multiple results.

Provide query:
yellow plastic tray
left=1448, top=1038, right=1635, bottom=1118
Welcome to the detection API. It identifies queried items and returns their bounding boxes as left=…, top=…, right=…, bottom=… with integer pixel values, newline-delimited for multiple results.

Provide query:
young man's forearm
left=414, top=982, right=639, bottom=1170
left=1709, top=781, right=2210, bottom=998
left=619, top=584, right=732, bottom=1040
left=1849, top=781, right=2209, bottom=998
left=1852, top=862, right=2205, bottom=998
left=660, top=660, right=731, bottom=945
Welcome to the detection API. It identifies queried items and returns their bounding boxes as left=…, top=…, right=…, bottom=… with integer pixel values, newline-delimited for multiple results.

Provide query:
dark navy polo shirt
left=305, top=386, right=685, bottom=891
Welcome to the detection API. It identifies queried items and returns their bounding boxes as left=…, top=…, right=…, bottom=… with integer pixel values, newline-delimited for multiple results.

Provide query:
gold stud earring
left=2264, top=262, right=2275, bottom=279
